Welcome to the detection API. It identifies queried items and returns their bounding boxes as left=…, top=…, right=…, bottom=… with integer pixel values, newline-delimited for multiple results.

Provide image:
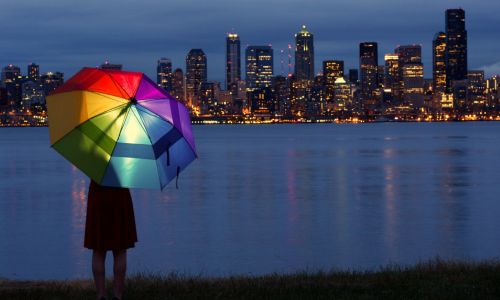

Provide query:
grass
left=2, top=258, right=500, bottom=299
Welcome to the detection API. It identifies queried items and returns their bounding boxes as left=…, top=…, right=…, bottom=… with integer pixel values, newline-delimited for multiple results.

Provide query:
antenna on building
left=287, top=44, right=293, bottom=77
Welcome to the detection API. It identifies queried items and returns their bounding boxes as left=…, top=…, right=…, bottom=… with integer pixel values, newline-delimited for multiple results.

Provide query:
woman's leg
left=112, top=249, right=127, bottom=300
left=92, top=250, right=107, bottom=299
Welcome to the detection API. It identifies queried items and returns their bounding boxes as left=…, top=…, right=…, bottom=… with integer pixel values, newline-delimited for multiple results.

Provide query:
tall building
left=1, top=65, right=22, bottom=106
left=348, top=69, right=359, bottom=85
left=394, top=45, right=423, bottom=100
left=445, top=8, right=467, bottom=92
left=323, top=60, right=344, bottom=110
left=157, top=58, right=173, bottom=92
left=172, top=68, right=185, bottom=104
left=40, top=72, right=64, bottom=95
left=226, top=32, right=241, bottom=90
left=433, top=32, right=447, bottom=96
left=272, top=76, right=290, bottom=116
left=245, top=45, right=273, bottom=91
left=186, top=49, right=207, bottom=108
left=467, top=70, right=486, bottom=109
left=384, top=54, right=399, bottom=94
left=359, top=42, right=379, bottom=110
left=100, top=61, right=122, bottom=70
left=402, top=64, right=424, bottom=108
left=294, top=25, right=314, bottom=81
left=333, top=77, right=353, bottom=112
left=28, top=63, right=40, bottom=82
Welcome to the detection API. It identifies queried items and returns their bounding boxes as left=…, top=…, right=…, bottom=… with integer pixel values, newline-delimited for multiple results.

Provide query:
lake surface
left=2, top=123, right=500, bottom=279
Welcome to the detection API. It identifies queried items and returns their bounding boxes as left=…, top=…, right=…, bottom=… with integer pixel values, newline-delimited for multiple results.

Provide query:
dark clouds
left=1, top=0, right=499, bottom=81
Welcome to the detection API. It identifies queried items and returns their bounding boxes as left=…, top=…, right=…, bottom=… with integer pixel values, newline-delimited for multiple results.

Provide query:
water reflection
left=2, top=124, right=500, bottom=279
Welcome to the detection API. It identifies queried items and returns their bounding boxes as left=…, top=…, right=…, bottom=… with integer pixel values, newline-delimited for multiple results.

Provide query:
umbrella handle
left=166, top=143, right=171, bottom=166
left=176, top=166, right=180, bottom=189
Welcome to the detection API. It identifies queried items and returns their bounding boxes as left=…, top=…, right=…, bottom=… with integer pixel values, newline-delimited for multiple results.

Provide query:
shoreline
left=2, top=118, right=500, bottom=128
left=2, top=259, right=500, bottom=299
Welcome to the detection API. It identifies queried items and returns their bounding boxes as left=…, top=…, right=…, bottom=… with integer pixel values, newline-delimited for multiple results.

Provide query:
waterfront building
left=21, top=80, right=44, bottom=109
left=402, top=63, right=424, bottom=109
left=445, top=8, right=468, bottom=92
left=226, top=32, right=241, bottom=91
left=186, top=49, right=207, bottom=108
left=467, top=70, right=486, bottom=110
left=323, top=60, right=344, bottom=109
left=1, top=65, right=22, bottom=107
left=28, top=63, right=40, bottom=82
left=433, top=32, right=447, bottom=96
left=99, top=61, right=122, bottom=70
left=157, top=58, right=173, bottom=92
left=294, top=25, right=314, bottom=81
left=306, top=75, right=324, bottom=117
left=289, top=75, right=311, bottom=116
left=199, top=81, right=219, bottom=116
left=40, top=72, right=64, bottom=95
left=452, top=79, right=468, bottom=110
left=172, top=68, right=185, bottom=104
left=395, top=45, right=422, bottom=101
left=486, top=76, right=499, bottom=107
left=359, top=42, right=379, bottom=110
left=333, top=77, right=353, bottom=112
left=245, top=45, right=273, bottom=91
left=272, top=76, right=290, bottom=117
left=384, top=53, right=399, bottom=104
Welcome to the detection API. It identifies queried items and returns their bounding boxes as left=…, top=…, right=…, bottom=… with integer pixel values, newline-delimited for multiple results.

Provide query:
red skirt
left=84, top=180, right=138, bottom=251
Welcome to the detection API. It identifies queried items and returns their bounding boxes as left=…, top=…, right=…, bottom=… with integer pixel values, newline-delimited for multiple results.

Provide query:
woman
left=85, top=180, right=138, bottom=300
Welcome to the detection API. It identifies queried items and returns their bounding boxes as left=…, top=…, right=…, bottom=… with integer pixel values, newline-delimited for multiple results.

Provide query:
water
left=2, top=123, right=500, bottom=280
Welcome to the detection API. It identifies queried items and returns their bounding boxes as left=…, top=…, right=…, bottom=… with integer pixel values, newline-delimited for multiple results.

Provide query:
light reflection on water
left=1, top=123, right=500, bottom=279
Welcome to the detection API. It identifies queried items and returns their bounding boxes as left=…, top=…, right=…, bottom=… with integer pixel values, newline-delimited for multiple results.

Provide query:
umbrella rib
left=134, top=106, right=163, bottom=190
left=104, top=72, right=131, bottom=99
left=100, top=105, right=132, bottom=181
left=49, top=103, right=129, bottom=147
left=136, top=103, right=198, bottom=159
left=89, top=91, right=129, bottom=104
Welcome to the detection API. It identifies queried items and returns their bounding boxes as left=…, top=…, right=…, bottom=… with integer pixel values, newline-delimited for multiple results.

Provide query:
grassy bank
left=2, top=259, right=500, bottom=300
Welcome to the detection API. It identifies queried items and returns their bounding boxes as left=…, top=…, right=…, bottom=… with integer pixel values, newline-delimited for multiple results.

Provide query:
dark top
left=84, top=180, right=137, bottom=251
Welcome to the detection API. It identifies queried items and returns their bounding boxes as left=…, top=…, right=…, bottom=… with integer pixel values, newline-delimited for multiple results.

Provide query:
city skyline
left=1, top=1, right=499, bottom=82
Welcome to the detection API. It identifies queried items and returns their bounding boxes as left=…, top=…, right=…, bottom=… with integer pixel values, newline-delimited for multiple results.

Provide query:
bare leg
left=112, top=249, right=127, bottom=300
left=92, top=250, right=107, bottom=299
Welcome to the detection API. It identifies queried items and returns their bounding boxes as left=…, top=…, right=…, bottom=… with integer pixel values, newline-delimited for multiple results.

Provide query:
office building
left=245, top=45, right=273, bottom=91
left=186, top=49, right=207, bottom=108
left=294, top=25, right=314, bottom=81
left=226, top=32, right=241, bottom=91
left=359, top=42, right=379, bottom=110
left=445, top=8, right=467, bottom=91
left=157, top=58, right=173, bottom=92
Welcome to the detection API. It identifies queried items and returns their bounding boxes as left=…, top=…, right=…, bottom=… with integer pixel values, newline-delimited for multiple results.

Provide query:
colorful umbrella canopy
left=47, top=67, right=197, bottom=190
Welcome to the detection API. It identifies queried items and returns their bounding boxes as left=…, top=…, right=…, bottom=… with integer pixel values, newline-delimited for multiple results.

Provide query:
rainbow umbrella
left=47, top=67, right=197, bottom=190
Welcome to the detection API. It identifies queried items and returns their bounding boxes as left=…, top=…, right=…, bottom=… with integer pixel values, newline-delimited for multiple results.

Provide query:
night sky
left=1, top=0, right=499, bottom=82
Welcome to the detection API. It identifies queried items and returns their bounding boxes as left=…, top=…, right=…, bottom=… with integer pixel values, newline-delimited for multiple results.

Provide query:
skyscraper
left=445, top=8, right=467, bottom=92
left=323, top=60, right=344, bottom=109
left=172, top=68, right=185, bottom=104
left=395, top=45, right=424, bottom=108
left=157, top=58, right=173, bottom=92
left=1, top=65, right=22, bottom=105
left=384, top=54, right=399, bottom=94
left=245, top=46, right=273, bottom=91
left=186, top=49, right=207, bottom=108
left=226, top=32, right=241, bottom=90
left=467, top=70, right=486, bottom=109
left=28, top=63, right=40, bottom=82
left=294, top=25, right=314, bottom=81
left=359, top=42, right=379, bottom=110
left=433, top=32, right=447, bottom=95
